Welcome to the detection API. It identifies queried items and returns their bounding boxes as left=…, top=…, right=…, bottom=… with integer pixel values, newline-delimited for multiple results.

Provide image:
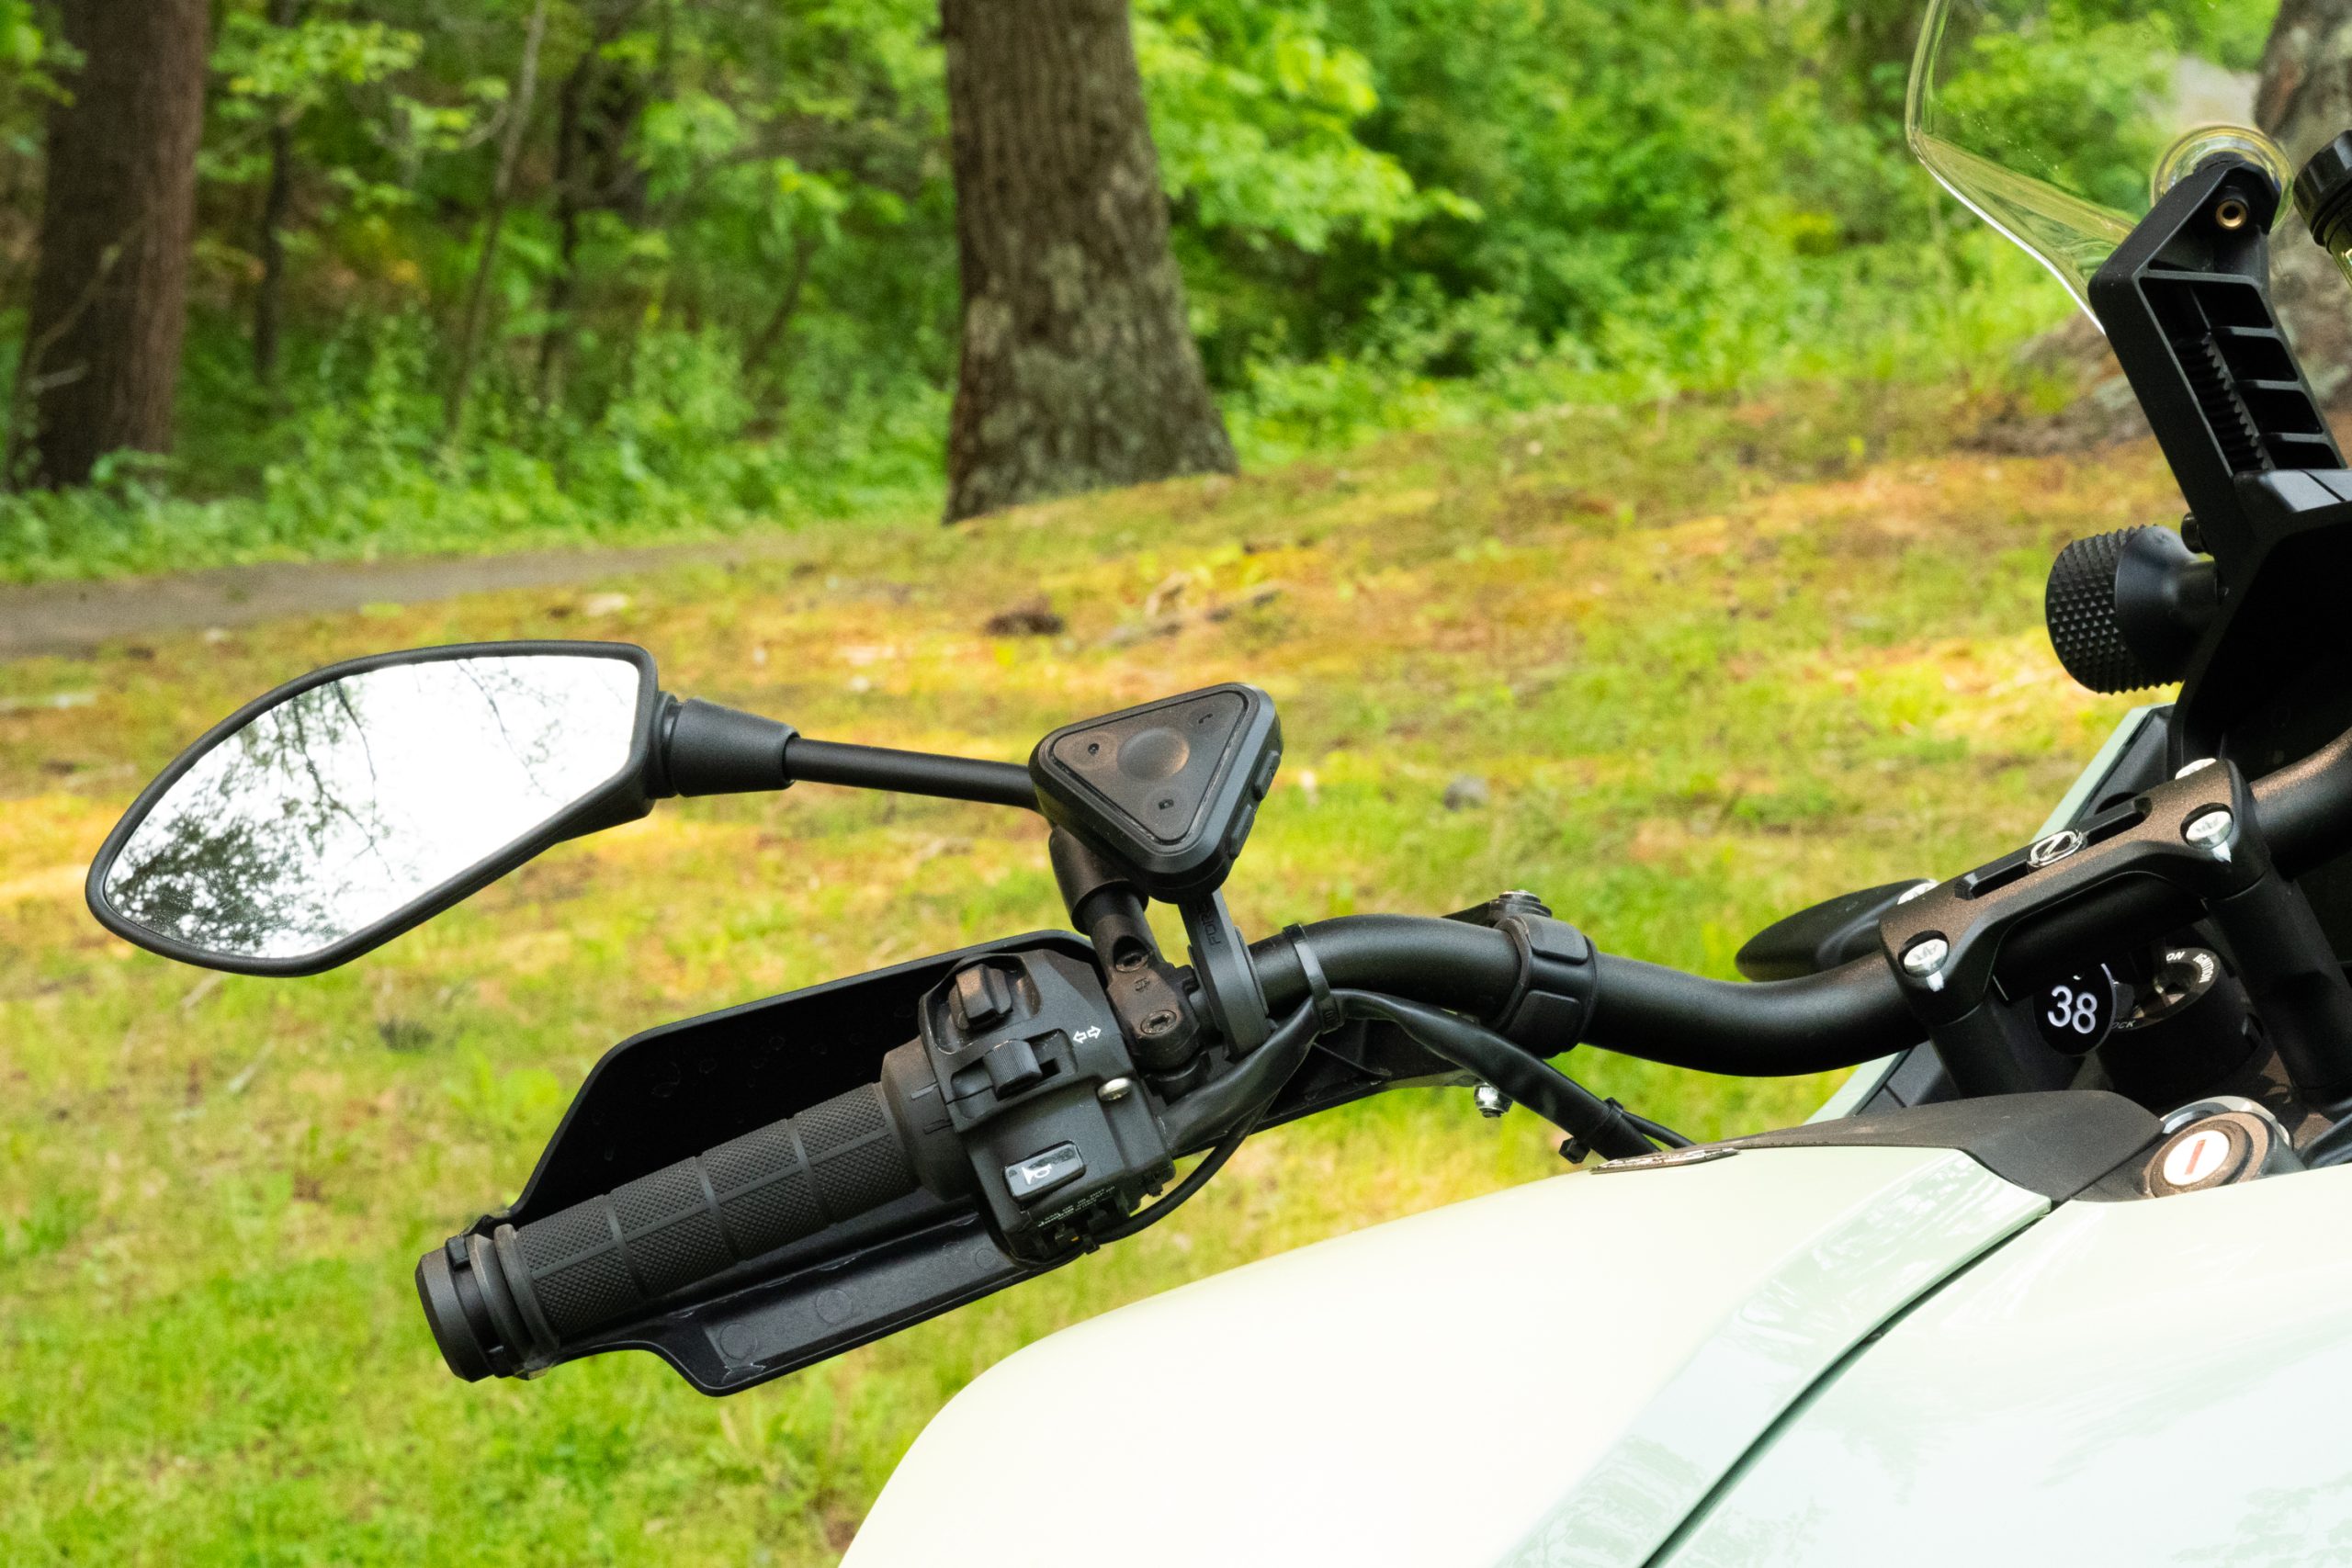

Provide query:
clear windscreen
left=1907, top=0, right=2301, bottom=312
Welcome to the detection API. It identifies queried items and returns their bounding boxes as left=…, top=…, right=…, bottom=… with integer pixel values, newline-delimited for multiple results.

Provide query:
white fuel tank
left=1657, top=1159, right=2352, bottom=1565
left=844, top=1143, right=2045, bottom=1568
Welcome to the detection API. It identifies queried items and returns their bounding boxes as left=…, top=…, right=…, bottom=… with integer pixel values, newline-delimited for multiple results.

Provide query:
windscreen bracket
left=2086, top=155, right=2352, bottom=841
left=2092, top=156, right=2341, bottom=571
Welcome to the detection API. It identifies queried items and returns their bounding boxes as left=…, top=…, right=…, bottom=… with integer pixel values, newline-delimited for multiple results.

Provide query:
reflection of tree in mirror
left=107, top=676, right=396, bottom=954
left=103, top=798, right=350, bottom=956
left=454, top=660, right=582, bottom=784
left=104, top=655, right=642, bottom=961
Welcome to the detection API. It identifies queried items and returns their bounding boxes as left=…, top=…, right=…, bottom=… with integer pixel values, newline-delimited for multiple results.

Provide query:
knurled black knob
left=2046, top=528, right=2165, bottom=693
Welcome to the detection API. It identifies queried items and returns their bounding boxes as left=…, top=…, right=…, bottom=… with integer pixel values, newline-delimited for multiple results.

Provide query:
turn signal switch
left=2044, top=525, right=2220, bottom=693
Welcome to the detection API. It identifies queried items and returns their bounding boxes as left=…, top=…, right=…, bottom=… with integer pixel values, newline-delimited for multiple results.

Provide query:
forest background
left=0, top=0, right=2276, bottom=579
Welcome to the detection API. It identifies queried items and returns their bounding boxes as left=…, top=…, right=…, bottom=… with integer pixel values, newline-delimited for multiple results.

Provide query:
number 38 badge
left=2035, top=966, right=2120, bottom=1055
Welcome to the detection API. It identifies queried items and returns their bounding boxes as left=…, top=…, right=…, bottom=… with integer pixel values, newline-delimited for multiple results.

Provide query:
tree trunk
left=2258, top=0, right=2352, bottom=163
left=536, top=50, right=592, bottom=409
left=939, top=0, right=1236, bottom=523
left=445, top=0, right=552, bottom=446
left=12, top=0, right=211, bottom=489
left=254, top=0, right=305, bottom=387
left=536, top=25, right=648, bottom=411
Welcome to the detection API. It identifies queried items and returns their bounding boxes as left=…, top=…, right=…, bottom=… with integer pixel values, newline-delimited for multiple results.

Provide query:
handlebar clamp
left=1879, top=761, right=2261, bottom=1095
left=1878, top=758, right=2352, bottom=1107
left=1453, top=892, right=1600, bottom=1055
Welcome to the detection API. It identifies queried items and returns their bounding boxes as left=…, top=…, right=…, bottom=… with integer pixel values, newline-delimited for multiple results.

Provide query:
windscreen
left=1907, top=0, right=2301, bottom=314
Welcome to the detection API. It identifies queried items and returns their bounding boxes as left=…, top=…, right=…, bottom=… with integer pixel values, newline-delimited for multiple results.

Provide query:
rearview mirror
left=87, top=642, right=661, bottom=976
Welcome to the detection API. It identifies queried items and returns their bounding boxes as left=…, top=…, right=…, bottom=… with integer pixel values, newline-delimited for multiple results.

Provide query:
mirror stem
left=655, top=696, right=1039, bottom=810
left=786, top=738, right=1039, bottom=811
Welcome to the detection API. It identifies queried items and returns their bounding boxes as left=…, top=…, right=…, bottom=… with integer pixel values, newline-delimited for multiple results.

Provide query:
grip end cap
left=416, top=1237, right=497, bottom=1382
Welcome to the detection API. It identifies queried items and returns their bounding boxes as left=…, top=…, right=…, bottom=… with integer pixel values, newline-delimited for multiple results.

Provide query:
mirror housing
left=85, top=636, right=1046, bottom=979
left=86, top=641, right=665, bottom=977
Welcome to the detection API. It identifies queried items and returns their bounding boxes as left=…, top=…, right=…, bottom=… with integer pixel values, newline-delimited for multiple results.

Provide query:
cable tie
left=1285, top=926, right=1345, bottom=1034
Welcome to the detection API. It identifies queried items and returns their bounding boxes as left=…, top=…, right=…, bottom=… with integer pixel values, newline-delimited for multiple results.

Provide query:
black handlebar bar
left=1250, top=736, right=2352, bottom=1078
left=2250, top=723, right=2352, bottom=874
left=1250, top=915, right=1920, bottom=1076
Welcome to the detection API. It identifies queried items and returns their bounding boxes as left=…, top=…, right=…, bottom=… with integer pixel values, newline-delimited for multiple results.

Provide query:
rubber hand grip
left=508, top=1079, right=920, bottom=1340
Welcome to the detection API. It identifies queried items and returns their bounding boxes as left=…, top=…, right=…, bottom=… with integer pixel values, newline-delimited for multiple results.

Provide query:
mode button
left=952, top=964, right=1016, bottom=1030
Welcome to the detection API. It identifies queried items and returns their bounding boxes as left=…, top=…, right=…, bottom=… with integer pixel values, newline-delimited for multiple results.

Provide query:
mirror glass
left=101, top=654, right=644, bottom=962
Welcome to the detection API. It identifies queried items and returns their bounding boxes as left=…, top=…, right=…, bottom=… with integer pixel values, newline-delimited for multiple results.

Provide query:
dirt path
left=0, top=536, right=808, bottom=660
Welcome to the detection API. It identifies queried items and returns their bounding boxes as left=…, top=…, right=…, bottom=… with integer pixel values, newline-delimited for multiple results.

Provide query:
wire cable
left=1089, top=1115, right=1258, bottom=1245
left=1623, top=1109, right=1693, bottom=1149
left=1123, top=987, right=1692, bottom=1247
left=1325, top=988, right=1671, bottom=1161
left=1093, top=1002, right=1331, bottom=1244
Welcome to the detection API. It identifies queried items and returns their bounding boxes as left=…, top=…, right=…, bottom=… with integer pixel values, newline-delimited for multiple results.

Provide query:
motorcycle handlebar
left=1251, top=915, right=1917, bottom=1076
left=1254, top=737, right=2352, bottom=1078
left=421, top=726, right=2352, bottom=1382
left=2249, top=723, right=2352, bottom=875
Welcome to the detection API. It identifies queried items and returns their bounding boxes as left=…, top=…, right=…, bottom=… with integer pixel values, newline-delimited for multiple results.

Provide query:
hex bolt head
left=2185, top=807, right=2234, bottom=859
left=1902, top=936, right=1951, bottom=982
left=1098, top=1077, right=1135, bottom=1104
left=1474, top=1084, right=1511, bottom=1119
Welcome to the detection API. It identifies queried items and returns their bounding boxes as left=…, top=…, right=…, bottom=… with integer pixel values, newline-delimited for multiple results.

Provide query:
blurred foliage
left=0, top=0, right=2266, bottom=576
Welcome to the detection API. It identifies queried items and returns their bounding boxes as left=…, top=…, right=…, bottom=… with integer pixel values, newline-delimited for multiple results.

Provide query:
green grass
left=0, top=381, right=2155, bottom=1562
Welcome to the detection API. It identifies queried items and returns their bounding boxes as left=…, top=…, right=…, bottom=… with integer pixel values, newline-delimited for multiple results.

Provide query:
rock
left=377, top=1017, right=435, bottom=1053
left=1443, top=774, right=1491, bottom=811
left=984, top=596, right=1066, bottom=636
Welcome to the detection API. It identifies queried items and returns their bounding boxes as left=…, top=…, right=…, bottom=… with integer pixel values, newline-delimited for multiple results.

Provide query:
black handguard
left=419, top=1056, right=954, bottom=1381
left=421, top=945, right=1176, bottom=1382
